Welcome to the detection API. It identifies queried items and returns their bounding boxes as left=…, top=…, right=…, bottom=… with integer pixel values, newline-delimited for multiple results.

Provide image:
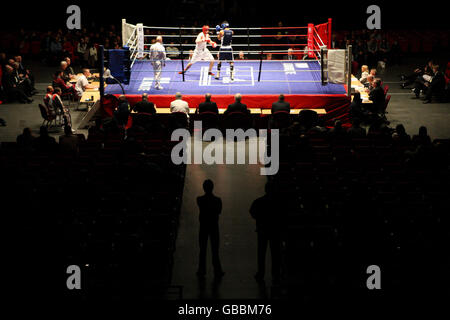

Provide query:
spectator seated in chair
left=60, top=60, right=75, bottom=82
left=412, top=126, right=432, bottom=148
left=43, top=86, right=56, bottom=116
left=33, top=126, right=58, bottom=153
left=170, top=92, right=190, bottom=117
left=53, top=87, right=73, bottom=129
left=2, top=65, right=33, bottom=103
left=75, top=68, right=96, bottom=99
left=16, top=127, right=35, bottom=151
left=53, top=70, right=75, bottom=95
left=392, top=124, right=411, bottom=146
left=271, top=94, right=290, bottom=113
left=197, top=93, right=218, bottom=114
left=328, top=119, right=348, bottom=139
left=132, top=93, right=156, bottom=114
left=14, top=55, right=36, bottom=94
left=359, top=65, right=369, bottom=83
left=423, top=65, right=446, bottom=104
left=368, top=78, right=385, bottom=113
left=113, top=95, right=131, bottom=127
left=59, top=125, right=80, bottom=154
left=224, top=93, right=249, bottom=115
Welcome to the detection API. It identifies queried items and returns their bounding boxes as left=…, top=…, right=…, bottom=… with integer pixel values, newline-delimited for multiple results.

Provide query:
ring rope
left=142, top=26, right=308, bottom=31
left=139, top=43, right=309, bottom=47
left=128, top=69, right=322, bottom=72
left=134, top=49, right=321, bottom=54
left=143, top=34, right=308, bottom=38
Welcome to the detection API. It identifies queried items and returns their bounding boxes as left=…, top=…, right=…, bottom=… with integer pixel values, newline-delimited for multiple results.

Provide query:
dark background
left=1, top=0, right=449, bottom=31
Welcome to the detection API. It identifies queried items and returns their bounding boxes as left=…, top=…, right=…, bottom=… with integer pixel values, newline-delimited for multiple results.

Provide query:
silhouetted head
left=334, top=119, right=342, bottom=129
left=395, top=124, right=406, bottom=136
left=353, top=92, right=361, bottom=103
left=279, top=94, right=285, bottom=101
left=39, top=126, right=48, bottom=136
left=64, top=125, right=73, bottom=136
left=203, top=179, right=214, bottom=194
left=205, top=93, right=211, bottom=102
left=23, top=127, right=32, bottom=137
left=419, top=126, right=428, bottom=137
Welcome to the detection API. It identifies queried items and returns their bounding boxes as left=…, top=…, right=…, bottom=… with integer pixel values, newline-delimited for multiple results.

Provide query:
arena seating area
left=272, top=130, right=450, bottom=301
left=1, top=130, right=185, bottom=300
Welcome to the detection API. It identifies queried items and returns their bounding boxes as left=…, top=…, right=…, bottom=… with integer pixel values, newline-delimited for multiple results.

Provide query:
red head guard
left=202, top=25, right=209, bottom=34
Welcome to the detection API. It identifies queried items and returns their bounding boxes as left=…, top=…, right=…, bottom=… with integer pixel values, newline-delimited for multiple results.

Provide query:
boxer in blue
left=214, top=21, right=235, bottom=81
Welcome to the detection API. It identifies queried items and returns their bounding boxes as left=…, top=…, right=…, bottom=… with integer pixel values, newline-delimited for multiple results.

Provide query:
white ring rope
left=128, top=68, right=322, bottom=72
left=143, top=34, right=308, bottom=38
left=132, top=47, right=321, bottom=54
left=138, top=43, right=308, bottom=47
left=141, top=25, right=309, bottom=31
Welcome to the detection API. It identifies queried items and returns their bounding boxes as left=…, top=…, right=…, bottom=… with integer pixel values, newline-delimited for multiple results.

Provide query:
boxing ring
left=101, top=19, right=352, bottom=119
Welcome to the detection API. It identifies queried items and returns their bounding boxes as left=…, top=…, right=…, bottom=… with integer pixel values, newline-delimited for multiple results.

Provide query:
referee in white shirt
left=150, top=36, right=166, bottom=90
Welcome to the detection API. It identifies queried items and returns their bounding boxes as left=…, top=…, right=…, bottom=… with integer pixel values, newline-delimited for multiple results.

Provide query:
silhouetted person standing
left=196, top=179, right=225, bottom=278
left=250, top=181, right=282, bottom=283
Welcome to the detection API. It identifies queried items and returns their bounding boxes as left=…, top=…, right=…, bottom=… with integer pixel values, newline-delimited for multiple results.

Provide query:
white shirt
left=150, top=42, right=166, bottom=62
left=195, top=32, right=209, bottom=51
left=89, top=47, right=97, bottom=59
left=75, top=74, right=89, bottom=97
left=360, top=71, right=369, bottom=83
left=170, top=99, right=190, bottom=117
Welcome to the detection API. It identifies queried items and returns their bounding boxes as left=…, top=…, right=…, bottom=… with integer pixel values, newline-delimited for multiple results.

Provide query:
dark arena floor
left=1, top=0, right=450, bottom=315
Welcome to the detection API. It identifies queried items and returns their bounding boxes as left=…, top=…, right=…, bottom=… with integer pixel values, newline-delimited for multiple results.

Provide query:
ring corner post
left=321, top=46, right=327, bottom=86
left=307, top=23, right=315, bottom=58
left=179, top=26, right=185, bottom=82
left=258, top=51, right=263, bottom=82
left=99, top=45, right=105, bottom=106
left=328, top=18, right=332, bottom=48
left=136, top=23, right=144, bottom=59
left=347, top=44, right=352, bottom=98
left=121, top=19, right=127, bottom=47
